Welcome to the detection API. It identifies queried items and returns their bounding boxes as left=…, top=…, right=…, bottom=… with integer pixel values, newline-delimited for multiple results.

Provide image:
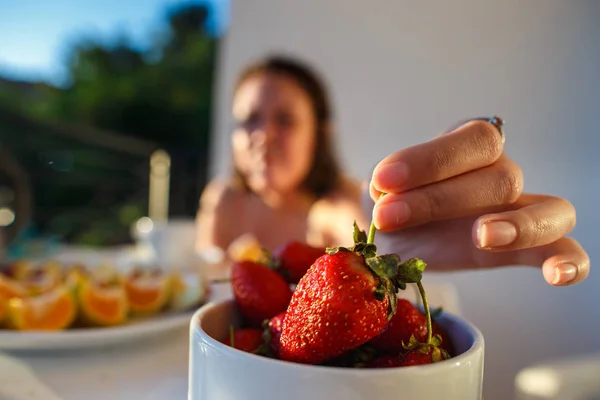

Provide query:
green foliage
left=52, top=3, right=217, bottom=148
left=0, top=2, right=218, bottom=249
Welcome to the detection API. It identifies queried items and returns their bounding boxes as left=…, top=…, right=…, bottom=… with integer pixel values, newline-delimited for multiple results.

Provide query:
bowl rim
left=190, top=298, right=484, bottom=375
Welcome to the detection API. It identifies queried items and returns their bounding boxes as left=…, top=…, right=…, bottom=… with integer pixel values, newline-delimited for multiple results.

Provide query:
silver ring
left=445, top=116, right=505, bottom=142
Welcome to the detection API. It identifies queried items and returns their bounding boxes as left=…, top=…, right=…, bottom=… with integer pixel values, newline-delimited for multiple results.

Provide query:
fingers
left=471, top=194, right=588, bottom=286
left=472, top=194, right=576, bottom=251
left=539, top=237, right=590, bottom=286
left=513, top=237, right=589, bottom=286
left=371, top=119, right=504, bottom=197
left=372, top=156, right=523, bottom=231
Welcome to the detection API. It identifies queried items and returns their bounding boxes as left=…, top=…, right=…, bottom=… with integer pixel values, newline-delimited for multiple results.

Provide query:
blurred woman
left=196, top=55, right=367, bottom=253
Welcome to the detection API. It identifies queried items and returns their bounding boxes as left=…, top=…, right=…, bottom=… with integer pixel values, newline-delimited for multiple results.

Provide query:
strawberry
left=369, top=299, right=453, bottom=355
left=231, top=261, right=293, bottom=327
left=368, top=355, right=400, bottom=368
left=432, top=321, right=455, bottom=356
left=399, top=337, right=450, bottom=367
left=279, top=222, right=427, bottom=365
left=369, top=299, right=427, bottom=353
left=263, top=311, right=286, bottom=357
left=273, top=241, right=325, bottom=284
left=279, top=251, right=390, bottom=364
left=223, top=328, right=265, bottom=353
left=400, top=349, right=436, bottom=366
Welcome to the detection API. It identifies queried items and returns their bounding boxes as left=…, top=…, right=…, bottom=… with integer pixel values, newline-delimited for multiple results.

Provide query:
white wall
left=210, top=1, right=600, bottom=398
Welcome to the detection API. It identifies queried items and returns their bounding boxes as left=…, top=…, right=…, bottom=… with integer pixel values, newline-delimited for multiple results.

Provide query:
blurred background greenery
left=0, top=2, right=219, bottom=250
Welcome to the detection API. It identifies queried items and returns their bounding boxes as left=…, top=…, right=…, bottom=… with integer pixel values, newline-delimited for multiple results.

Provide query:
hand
left=365, top=118, right=589, bottom=286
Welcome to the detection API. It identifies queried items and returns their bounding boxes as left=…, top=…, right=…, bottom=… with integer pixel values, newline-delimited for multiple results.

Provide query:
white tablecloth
left=0, top=327, right=190, bottom=400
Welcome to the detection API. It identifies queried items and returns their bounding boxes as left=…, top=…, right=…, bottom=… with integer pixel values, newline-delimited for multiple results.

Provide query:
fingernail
left=373, top=162, right=409, bottom=192
left=477, top=220, right=517, bottom=248
left=553, top=263, right=578, bottom=285
left=373, top=201, right=411, bottom=230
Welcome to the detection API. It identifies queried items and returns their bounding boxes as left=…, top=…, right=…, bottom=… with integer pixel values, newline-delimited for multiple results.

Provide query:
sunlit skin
left=197, top=67, right=589, bottom=287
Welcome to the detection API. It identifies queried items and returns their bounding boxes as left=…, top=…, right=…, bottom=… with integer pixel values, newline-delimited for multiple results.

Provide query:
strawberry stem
left=367, top=221, right=377, bottom=245
left=229, top=325, right=235, bottom=347
left=417, top=281, right=432, bottom=345
left=211, top=278, right=231, bottom=284
left=367, top=192, right=387, bottom=245
left=413, top=283, right=422, bottom=309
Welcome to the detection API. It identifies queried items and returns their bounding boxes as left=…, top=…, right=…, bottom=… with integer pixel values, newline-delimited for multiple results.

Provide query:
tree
left=0, top=2, right=219, bottom=247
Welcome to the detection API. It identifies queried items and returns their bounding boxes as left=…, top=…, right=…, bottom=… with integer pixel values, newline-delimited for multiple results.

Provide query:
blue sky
left=0, top=0, right=229, bottom=86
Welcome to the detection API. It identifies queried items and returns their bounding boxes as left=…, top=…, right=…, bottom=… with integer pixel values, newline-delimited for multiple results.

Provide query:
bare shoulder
left=196, top=177, right=246, bottom=251
left=308, top=176, right=369, bottom=247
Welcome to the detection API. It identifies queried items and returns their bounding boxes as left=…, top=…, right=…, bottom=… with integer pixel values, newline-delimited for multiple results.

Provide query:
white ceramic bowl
left=188, top=299, right=485, bottom=400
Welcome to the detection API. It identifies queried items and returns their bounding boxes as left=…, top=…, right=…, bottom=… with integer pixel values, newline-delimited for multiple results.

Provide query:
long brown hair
left=231, top=55, right=343, bottom=199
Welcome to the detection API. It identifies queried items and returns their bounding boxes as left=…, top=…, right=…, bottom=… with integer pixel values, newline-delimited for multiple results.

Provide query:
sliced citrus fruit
left=7, top=285, right=77, bottom=331
left=0, top=275, right=28, bottom=299
left=124, top=269, right=172, bottom=315
left=25, top=261, right=64, bottom=296
left=0, top=295, right=7, bottom=325
left=227, top=233, right=265, bottom=263
left=77, top=278, right=128, bottom=326
left=168, top=270, right=208, bottom=312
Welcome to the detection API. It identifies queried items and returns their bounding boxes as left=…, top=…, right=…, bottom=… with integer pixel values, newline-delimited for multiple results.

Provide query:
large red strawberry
left=223, top=328, right=264, bottom=353
left=278, top=223, right=426, bottom=365
left=273, top=241, right=325, bottom=284
left=279, top=251, right=391, bottom=364
left=231, top=261, right=293, bottom=327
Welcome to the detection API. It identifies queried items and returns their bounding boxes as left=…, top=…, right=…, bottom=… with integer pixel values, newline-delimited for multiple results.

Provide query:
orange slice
left=0, top=295, right=7, bottom=325
left=124, top=269, right=172, bottom=315
left=7, top=285, right=77, bottom=331
left=77, top=278, right=128, bottom=327
left=0, top=275, right=28, bottom=299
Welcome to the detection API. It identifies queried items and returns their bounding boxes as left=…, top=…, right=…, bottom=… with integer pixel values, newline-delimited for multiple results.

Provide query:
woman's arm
left=195, top=178, right=240, bottom=253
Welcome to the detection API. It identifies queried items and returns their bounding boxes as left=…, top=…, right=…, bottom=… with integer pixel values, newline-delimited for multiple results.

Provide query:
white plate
left=0, top=311, right=196, bottom=351
left=0, top=281, right=233, bottom=352
left=0, top=245, right=223, bottom=351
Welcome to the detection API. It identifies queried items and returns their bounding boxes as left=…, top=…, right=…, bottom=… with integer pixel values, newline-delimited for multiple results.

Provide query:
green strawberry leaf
left=353, top=221, right=368, bottom=244
left=374, top=281, right=386, bottom=301
left=385, top=278, right=398, bottom=318
left=430, top=334, right=443, bottom=347
left=396, top=258, right=427, bottom=283
left=361, top=243, right=377, bottom=259
left=254, top=343, right=274, bottom=357
left=257, top=248, right=281, bottom=270
left=325, top=246, right=351, bottom=255
left=402, top=334, right=421, bottom=351
left=372, top=276, right=399, bottom=319
left=365, top=254, right=402, bottom=279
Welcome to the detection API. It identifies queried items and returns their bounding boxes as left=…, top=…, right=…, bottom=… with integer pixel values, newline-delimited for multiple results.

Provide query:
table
left=1, top=327, right=190, bottom=400
left=0, top=282, right=236, bottom=400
